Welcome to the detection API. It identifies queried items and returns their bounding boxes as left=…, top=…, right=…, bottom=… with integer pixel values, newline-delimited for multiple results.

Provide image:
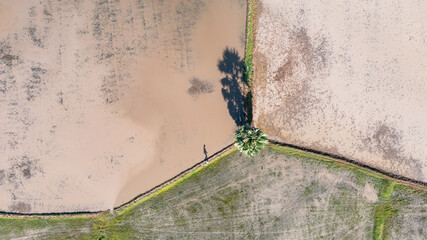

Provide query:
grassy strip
left=0, top=216, right=93, bottom=239
left=379, top=181, right=397, bottom=200
left=373, top=202, right=397, bottom=240
left=373, top=181, right=397, bottom=240
left=244, top=0, right=255, bottom=124
left=244, top=0, right=255, bottom=87
left=91, top=213, right=133, bottom=240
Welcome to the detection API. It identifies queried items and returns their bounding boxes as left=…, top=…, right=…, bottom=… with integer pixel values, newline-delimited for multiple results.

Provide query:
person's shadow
left=203, top=144, right=208, bottom=163
left=217, top=47, right=246, bottom=126
left=203, top=144, right=208, bottom=158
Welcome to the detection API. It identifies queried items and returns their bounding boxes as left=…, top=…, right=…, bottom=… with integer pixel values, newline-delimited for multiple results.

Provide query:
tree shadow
left=218, top=47, right=246, bottom=126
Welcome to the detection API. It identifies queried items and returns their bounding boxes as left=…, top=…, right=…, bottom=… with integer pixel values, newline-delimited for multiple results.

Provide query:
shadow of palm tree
left=218, top=47, right=246, bottom=126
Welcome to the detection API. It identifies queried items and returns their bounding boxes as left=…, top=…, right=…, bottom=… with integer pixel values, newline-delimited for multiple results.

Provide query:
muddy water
left=0, top=0, right=246, bottom=213
left=114, top=0, right=247, bottom=206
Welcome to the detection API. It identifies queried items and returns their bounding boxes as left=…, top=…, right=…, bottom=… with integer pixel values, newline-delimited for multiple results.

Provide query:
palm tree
left=234, top=125, right=268, bottom=157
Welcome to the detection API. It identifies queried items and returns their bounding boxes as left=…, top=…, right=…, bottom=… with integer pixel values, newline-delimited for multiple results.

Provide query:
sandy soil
left=0, top=0, right=246, bottom=213
left=253, top=0, right=427, bottom=182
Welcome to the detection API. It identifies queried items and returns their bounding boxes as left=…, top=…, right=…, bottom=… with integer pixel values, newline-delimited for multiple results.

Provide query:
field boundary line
left=269, top=139, right=427, bottom=192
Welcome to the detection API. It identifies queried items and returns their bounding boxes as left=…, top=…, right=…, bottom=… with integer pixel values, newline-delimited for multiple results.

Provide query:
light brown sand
left=0, top=0, right=246, bottom=213
left=253, top=0, right=427, bottom=182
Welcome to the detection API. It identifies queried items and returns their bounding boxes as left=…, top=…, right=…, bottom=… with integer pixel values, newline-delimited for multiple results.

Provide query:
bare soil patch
left=252, top=0, right=427, bottom=182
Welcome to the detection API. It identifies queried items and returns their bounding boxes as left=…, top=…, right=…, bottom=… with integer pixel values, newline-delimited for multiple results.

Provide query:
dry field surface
left=1, top=147, right=426, bottom=239
left=0, top=0, right=246, bottom=213
left=252, top=0, right=427, bottom=182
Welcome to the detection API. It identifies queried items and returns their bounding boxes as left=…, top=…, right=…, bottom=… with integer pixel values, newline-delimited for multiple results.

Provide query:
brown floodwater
left=0, top=0, right=246, bottom=213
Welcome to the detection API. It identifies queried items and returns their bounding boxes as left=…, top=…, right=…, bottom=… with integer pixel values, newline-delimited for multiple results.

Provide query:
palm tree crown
left=234, top=125, right=268, bottom=157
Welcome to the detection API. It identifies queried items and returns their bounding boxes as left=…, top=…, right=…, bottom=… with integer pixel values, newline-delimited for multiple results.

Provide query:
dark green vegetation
left=234, top=125, right=268, bottom=156
left=243, top=0, right=255, bottom=87
left=1, top=145, right=426, bottom=239
left=243, top=0, right=255, bottom=124
left=373, top=181, right=397, bottom=240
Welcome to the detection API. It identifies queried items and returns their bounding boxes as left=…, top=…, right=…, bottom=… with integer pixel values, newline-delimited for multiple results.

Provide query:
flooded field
left=253, top=0, right=427, bottom=182
left=0, top=0, right=246, bottom=213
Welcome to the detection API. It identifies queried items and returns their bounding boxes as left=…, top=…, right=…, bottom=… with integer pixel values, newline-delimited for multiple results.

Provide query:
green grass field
left=1, top=145, right=426, bottom=239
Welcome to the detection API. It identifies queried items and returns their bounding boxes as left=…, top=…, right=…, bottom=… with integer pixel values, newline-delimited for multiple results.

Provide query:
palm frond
left=234, top=125, right=268, bottom=157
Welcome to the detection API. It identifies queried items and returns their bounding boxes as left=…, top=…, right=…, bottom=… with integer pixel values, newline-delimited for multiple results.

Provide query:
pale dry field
left=253, top=0, right=427, bottom=182
left=0, top=0, right=246, bottom=213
